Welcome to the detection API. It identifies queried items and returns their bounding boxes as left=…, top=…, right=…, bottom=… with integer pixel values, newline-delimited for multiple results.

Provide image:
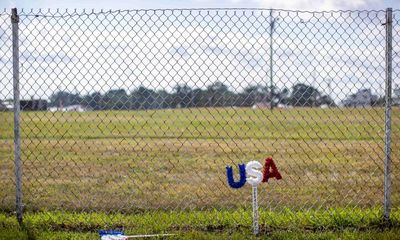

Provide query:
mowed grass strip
left=0, top=107, right=392, bottom=140
left=3, top=229, right=400, bottom=240
left=1, top=208, right=400, bottom=236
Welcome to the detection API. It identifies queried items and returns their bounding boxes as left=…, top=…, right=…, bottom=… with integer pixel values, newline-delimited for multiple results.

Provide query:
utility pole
left=326, top=78, right=332, bottom=99
left=269, top=9, right=277, bottom=110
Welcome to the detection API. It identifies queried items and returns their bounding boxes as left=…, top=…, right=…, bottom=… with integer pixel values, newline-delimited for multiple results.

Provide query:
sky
left=1, top=0, right=400, bottom=11
left=1, top=0, right=400, bottom=104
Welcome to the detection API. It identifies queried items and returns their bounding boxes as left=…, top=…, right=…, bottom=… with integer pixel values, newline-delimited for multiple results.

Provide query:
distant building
left=252, top=102, right=271, bottom=109
left=3, top=100, right=13, bottom=110
left=342, top=89, right=377, bottom=107
left=252, top=102, right=290, bottom=109
left=0, top=100, right=7, bottom=111
left=49, top=104, right=89, bottom=112
left=394, top=87, right=400, bottom=106
left=20, top=99, right=48, bottom=111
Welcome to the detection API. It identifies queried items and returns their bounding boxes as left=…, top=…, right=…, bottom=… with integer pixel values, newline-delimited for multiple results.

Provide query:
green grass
left=0, top=107, right=400, bottom=235
left=0, top=107, right=393, bottom=140
left=1, top=208, right=400, bottom=239
left=1, top=208, right=397, bottom=232
left=3, top=229, right=400, bottom=240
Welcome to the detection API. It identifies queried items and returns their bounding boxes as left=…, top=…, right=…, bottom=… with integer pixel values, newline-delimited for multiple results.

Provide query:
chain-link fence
left=1, top=8, right=399, bottom=233
left=0, top=9, right=14, bottom=213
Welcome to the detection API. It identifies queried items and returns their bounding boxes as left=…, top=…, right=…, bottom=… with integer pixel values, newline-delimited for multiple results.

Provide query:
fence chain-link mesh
left=1, top=8, right=399, bottom=231
left=0, top=9, right=13, bottom=212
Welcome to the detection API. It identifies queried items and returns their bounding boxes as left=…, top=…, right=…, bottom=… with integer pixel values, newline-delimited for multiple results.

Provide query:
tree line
left=49, top=82, right=336, bottom=110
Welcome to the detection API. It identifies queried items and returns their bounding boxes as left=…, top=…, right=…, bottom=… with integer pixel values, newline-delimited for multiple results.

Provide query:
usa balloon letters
left=226, top=157, right=282, bottom=188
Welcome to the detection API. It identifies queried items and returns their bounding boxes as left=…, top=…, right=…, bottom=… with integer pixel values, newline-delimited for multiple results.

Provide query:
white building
left=49, top=104, right=89, bottom=112
left=342, top=89, right=378, bottom=107
left=0, top=101, right=6, bottom=111
left=2, top=100, right=14, bottom=110
left=394, top=87, right=400, bottom=106
left=252, top=102, right=271, bottom=109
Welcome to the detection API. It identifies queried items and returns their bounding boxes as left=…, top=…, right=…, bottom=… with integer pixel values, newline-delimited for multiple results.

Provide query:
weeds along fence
left=0, top=8, right=399, bottom=231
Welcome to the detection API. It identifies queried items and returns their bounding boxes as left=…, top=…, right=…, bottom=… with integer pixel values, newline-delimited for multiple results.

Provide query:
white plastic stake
left=252, top=186, right=259, bottom=235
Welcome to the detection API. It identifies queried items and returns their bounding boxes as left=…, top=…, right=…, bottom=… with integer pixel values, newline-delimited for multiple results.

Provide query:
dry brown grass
left=0, top=107, right=399, bottom=212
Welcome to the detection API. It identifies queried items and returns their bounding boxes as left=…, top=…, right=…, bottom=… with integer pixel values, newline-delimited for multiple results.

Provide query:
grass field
left=0, top=107, right=400, bottom=236
left=3, top=228, right=400, bottom=240
left=1, top=208, right=400, bottom=239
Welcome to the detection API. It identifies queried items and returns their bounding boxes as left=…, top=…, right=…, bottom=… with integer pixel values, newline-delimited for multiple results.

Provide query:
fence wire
left=0, top=8, right=399, bottom=231
left=0, top=10, right=13, bottom=212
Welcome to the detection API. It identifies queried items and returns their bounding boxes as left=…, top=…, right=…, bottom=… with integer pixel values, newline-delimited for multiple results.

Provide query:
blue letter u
left=226, top=164, right=246, bottom=189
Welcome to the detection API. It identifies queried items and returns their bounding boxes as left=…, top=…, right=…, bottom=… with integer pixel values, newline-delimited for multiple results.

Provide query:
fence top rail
left=12, top=8, right=392, bottom=17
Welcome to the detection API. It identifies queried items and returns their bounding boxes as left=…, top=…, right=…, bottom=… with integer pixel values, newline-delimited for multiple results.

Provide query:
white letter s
left=245, top=161, right=263, bottom=186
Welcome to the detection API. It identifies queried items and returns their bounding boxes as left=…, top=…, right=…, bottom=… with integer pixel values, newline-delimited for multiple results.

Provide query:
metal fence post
left=384, top=7, right=393, bottom=224
left=11, top=7, right=23, bottom=225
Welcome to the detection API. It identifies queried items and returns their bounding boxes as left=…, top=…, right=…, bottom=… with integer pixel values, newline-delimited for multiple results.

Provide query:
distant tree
left=276, top=87, right=290, bottom=105
left=49, top=81, right=337, bottom=111
left=318, top=95, right=336, bottom=107
left=49, top=91, right=82, bottom=107
left=173, top=84, right=193, bottom=108
left=102, top=89, right=129, bottom=110
left=342, top=89, right=378, bottom=107
left=131, top=86, right=157, bottom=110
left=372, top=96, right=385, bottom=107
left=83, top=92, right=102, bottom=110
left=223, top=89, right=237, bottom=107
left=206, top=81, right=230, bottom=107
left=192, top=88, right=208, bottom=107
left=289, top=83, right=321, bottom=107
left=157, top=90, right=172, bottom=109
left=240, top=85, right=263, bottom=107
left=239, top=84, right=284, bottom=107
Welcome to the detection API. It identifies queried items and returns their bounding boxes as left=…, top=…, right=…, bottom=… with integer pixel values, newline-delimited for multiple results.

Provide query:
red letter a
left=262, top=157, right=282, bottom=182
